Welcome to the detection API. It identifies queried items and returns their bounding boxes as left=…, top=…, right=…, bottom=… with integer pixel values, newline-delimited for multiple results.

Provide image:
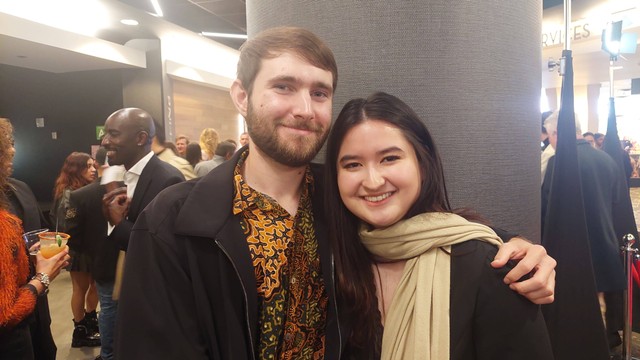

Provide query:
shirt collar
left=127, top=151, right=154, bottom=177
left=232, top=149, right=315, bottom=215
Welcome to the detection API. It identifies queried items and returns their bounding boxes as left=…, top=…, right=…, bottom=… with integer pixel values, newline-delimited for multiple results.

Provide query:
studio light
left=601, top=20, right=637, bottom=59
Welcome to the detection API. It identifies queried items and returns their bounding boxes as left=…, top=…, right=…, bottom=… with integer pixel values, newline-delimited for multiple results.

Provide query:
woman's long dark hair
left=324, top=92, right=482, bottom=358
left=186, top=142, right=202, bottom=168
left=52, top=152, right=93, bottom=200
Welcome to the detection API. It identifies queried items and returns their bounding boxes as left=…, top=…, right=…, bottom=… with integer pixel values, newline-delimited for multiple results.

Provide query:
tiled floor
left=48, top=272, right=100, bottom=360
left=632, top=187, right=640, bottom=233
left=45, top=188, right=640, bottom=359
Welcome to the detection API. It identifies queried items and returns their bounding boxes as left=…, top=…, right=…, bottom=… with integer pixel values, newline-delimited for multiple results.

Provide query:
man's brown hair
left=237, top=26, right=338, bottom=95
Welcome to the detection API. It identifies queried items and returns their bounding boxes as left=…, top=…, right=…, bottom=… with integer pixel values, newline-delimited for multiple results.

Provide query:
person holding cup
left=0, top=118, right=70, bottom=359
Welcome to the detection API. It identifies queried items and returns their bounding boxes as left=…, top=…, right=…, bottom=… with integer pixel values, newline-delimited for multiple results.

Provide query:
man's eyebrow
left=268, top=76, right=333, bottom=92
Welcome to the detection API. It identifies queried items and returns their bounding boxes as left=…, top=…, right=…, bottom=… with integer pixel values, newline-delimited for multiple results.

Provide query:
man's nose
left=293, top=92, right=313, bottom=119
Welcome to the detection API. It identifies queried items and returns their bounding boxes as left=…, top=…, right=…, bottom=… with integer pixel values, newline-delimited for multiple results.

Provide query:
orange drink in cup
left=38, top=232, right=69, bottom=258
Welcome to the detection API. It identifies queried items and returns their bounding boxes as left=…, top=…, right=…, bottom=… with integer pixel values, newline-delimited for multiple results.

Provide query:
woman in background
left=0, top=118, right=69, bottom=359
left=199, top=128, right=219, bottom=161
left=324, top=92, right=553, bottom=359
left=50, top=152, right=100, bottom=348
left=186, top=142, right=203, bottom=169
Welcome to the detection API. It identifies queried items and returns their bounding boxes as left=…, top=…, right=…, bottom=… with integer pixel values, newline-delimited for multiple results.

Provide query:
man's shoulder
left=195, top=159, right=216, bottom=169
left=579, top=145, right=619, bottom=168
left=149, top=155, right=186, bottom=180
left=194, top=159, right=217, bottom=177
left=136, top=180, right=198, bottom=227
left=71, top=181, right=101, bottom=196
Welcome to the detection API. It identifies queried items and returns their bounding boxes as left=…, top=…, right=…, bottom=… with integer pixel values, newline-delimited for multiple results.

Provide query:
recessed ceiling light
left=150, top=0, right=163, bottom=17
left=120, top=19, right=139, bottom=26
left=201, top=32, right=248, bottom=39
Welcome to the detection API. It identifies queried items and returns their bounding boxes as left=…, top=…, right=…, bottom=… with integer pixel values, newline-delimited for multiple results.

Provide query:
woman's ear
left=230, top=79, right=249, bottom=117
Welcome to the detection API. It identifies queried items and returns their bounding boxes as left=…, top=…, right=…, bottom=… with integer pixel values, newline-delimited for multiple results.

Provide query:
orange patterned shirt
left=232, top=151, right=327, bottom=360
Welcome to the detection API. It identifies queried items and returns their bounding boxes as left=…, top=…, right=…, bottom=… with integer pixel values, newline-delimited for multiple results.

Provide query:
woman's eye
left=342, top=162, right=361, bottom=169
left=382, top=155, right=400, bottom=163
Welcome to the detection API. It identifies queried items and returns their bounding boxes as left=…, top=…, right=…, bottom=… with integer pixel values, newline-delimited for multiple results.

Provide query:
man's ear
left=137, top=131, right=149, bottom=146
left=230, top=79, right=249, bottom=117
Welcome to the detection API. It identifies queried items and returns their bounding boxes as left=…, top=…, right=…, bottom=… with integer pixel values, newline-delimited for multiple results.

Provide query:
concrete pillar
left=587, top=83, right=601, bottom=133
left=546, top=88, right=558, bottom=111
left=247, top=1, right=543, bottom=240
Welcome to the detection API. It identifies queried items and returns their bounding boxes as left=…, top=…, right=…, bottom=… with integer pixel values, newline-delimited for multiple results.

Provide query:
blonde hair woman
left=199, top=128, right=219, bottom=161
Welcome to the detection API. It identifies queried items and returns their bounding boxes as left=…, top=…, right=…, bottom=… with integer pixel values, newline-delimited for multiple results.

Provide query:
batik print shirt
left=232, top=151, right=327, bottom=360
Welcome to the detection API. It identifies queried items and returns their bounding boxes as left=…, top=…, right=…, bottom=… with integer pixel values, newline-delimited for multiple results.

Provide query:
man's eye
left=312, top=90, right=329, bottom=98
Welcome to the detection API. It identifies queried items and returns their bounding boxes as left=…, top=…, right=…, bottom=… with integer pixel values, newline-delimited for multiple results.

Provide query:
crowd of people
left=2, top=25, right=638, bottom=360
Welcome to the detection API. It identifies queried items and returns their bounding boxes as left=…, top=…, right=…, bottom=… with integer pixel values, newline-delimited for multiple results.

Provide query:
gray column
left=248, top=1, right=542, bottom=240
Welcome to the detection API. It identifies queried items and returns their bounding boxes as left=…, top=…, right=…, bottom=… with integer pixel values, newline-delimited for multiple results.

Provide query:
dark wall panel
left=0, top=64, right=124, bottom=205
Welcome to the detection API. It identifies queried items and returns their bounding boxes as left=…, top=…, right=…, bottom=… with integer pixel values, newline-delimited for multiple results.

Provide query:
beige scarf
left=360, top=212, right=503, bottom=360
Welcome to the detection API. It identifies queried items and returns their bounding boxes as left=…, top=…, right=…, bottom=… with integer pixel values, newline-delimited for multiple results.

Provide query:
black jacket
left=5, top=178, right=57, bottom=360
left=542, top=140, right=627, bottom=292
left=66, top=181, right=118, bottom=283
left=450, top=240, right=553, bottom=359
left=115, top=149, right=346, bottom=359
left=110, top=155, right=185, bottom=251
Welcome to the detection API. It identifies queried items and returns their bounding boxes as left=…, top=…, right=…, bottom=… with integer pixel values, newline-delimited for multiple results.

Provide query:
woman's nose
left=362, top=167, right=385, bottom=189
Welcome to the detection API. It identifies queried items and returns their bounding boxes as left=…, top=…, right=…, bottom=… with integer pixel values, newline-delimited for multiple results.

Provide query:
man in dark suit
left=100, top=108, right=185, bottom=252
left=6, top=177, right=57, bottom=360
left=98, top=108, right=184, bottom=360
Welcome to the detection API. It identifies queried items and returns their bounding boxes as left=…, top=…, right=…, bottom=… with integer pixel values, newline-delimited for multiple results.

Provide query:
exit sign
left=96, top=126, right=105, bottom=140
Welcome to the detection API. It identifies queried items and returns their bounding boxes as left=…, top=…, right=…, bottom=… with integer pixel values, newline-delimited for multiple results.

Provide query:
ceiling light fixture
left=150, top=0, right=163, bottom=17
left=201, top=32, right=248, bottom=40
left=120, top=19, right=139, bottom=26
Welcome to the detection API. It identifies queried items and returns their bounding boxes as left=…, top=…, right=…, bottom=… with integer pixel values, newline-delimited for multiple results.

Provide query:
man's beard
left=245, top=104, right=329, bottom=167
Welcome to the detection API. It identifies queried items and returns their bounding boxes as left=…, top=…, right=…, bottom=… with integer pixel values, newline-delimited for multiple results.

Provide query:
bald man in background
left=101, top=108, right=184, bottom=252
left=99, top=108, right=184, bottom=360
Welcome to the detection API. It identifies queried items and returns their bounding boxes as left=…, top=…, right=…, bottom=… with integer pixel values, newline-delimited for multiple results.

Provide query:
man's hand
left=491, top=237, right=556, bottom=304
left=102, top=186, right=130, bottom=226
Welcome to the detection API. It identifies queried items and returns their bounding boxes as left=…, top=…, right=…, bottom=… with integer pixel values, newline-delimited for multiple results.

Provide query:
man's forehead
left=106, top=114, right=135, bottom=131
left=259, top=52, right=333, bottom=84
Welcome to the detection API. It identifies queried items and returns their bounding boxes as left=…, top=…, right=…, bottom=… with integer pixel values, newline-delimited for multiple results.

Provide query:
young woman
left=51, top=152, right=100, bottom=348
left=324, top=92, right=553, bottom=359
left=199, top=128, right=219, bottom=161
left=0, top=118, right=69, bottom=359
